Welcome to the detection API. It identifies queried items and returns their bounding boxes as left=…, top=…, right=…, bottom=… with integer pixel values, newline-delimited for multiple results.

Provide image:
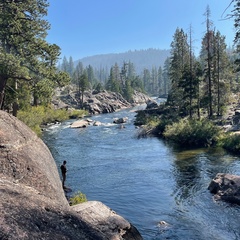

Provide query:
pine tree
left=79, top=71, right=89, bottom=109
left=231, top=0, right=240, bottom=70
left=0, top=0, right=69, bottom=113
left=168, top=28, right=190, bottom=110
left=61, top=56, right=70, bottom=73
left=86, top=65, right=95, bottom=88
left=143, top=69, right=151, bottom=93
left=68, top=56, right=75, bottom=77
left=200, top=10, right=230, bottom=117
left=106, top=64, right=120, bottom=93
left=162, top=58, right=171, bottom=97
left=201, top=5, right=214, bottom=117
left=158, top=66, right=163, bottom=96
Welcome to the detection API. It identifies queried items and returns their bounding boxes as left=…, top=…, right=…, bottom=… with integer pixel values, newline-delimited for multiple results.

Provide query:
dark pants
left=62, top=173, right=66, bottom=188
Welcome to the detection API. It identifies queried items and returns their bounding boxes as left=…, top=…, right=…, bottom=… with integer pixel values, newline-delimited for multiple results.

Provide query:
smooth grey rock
left=0, top=110, right=143, bottom=240
left=70, top=120, right=89, bottom=128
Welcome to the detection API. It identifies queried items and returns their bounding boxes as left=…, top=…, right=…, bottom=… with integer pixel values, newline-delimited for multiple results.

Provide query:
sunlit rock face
left=0, top=110, right=143, bottom=240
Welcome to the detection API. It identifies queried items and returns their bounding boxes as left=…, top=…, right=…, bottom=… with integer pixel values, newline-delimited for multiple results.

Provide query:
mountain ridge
left=75, top=48, right=170, bottom=74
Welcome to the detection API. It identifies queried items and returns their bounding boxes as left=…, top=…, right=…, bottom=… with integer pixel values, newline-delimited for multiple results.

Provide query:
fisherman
left=60, top=160, right=67, bottom=189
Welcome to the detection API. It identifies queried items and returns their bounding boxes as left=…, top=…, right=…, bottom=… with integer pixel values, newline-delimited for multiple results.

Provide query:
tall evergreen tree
left=106, top=64, right=120, bottom=93
left=68, top=56, right=75, bottom=77
left=201, top=5, right=214, bottom=117
left=0, top=0, right=69, bottom=113
left=86, top=65, right=95, bottom=88
left=143, top=69, right=151, bottom=93
left=162, top=58, right=171, bottom=97
left=151, top=66, right=158, bottom=95
left=213, top=31, right=231, bottom=115
left=158, top=66, right=163, bottom=96
left=79, top=70, right=89, bottom=109
left=168, top=28, right=190, bottom=110
left=231, top=0, right=240, bottom=70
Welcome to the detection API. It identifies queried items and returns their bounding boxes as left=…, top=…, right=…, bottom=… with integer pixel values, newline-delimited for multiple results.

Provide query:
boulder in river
left=113, top=117, right=128, bottom=124
left=93, top=121, right=101, bottom=126
left=208, top=173, right=240, bottom=205
left=70, top=119, right=89, bottom=128
left=0, top=110, right=143, bottom=240
left=146, top=99, right=158, bottom=109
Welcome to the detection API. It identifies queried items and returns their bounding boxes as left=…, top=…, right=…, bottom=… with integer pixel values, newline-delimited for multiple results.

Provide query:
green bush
left=219, top=133, right=240, bottom=153
left=17, top=106, right=87, bottom=136
left=69, top=109, right=88, bottom=119
left=18, top=106, right=45, bottom=135
left=69, top=191, right=87, bottom=206
left=163, top=118, right=221, bottom=147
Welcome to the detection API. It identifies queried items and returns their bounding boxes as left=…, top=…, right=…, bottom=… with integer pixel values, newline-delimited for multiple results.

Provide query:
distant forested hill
left=75, top=48, right=170, bottom=74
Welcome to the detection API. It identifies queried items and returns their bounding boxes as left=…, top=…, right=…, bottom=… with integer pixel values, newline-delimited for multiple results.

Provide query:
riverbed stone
left=208, top=173, right=240, bottom=204
left=70, top=119, right=89, bottom=128
left=113, top=117, right=128, bottom=124
left=0, top=110, right=143, bottom=240
left=93, top=121, right=101, bottom=126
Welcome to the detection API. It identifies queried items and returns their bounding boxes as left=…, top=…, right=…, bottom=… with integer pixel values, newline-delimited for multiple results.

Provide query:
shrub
left=18, top=106, right=45, bottom=135
left=69, top=109, right=88, bottom=119
left=69, top=191, right=87, bottom=206
left=219, top=133, right=240, bottom=153
left=17, top=106, right=87, bottom=136
left=134, top=111, right=149, bottom=126
left=163, top=118, right=221, bottom=147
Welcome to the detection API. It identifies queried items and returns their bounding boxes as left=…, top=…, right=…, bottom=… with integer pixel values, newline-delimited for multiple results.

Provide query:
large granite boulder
left=70, top=119, right=89, bottom=128
left=54, top=89, right=152, bottom=114
left=0, top=110, right=142, bottom=240
left=83, top=91, right=131, bottom=114
left=208, top=173, right=240, bottom=204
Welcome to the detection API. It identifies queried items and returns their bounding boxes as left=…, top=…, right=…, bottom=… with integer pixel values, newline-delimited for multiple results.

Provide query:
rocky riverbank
left=52, top=88, right=152, bottom=114
left=0, top=110, right=143, bottom=240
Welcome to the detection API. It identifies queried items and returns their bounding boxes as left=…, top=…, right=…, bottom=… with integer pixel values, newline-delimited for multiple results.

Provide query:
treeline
left=1, top=0, right=239, bottom=127
left=59, top=2, right=238, bottom=114
left=58, top=56, right=169, bottom=102
left=135, top=3, right=240, bottom=152
left=165, top=6, right=238, bottom=119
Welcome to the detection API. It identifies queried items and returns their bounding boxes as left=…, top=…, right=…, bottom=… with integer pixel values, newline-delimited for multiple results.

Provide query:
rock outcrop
left=208, top=173, right=240, bottom=205
left=53, top=88, right=152, bottom=114
left=0, top=110, right=142, bottom=240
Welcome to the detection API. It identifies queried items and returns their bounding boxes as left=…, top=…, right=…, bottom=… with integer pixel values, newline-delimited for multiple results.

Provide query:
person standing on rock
left=60, top=160, right=67, bottom=189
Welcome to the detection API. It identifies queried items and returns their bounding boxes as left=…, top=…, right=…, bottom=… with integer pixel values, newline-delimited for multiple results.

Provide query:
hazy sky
left=46, top=0, right=235, bottom=60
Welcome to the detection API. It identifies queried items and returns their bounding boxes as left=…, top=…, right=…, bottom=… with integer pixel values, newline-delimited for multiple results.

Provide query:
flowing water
left=42, top=105, right=240, bottom=240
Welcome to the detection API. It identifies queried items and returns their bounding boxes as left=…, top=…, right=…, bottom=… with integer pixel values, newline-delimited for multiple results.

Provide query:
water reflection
left=172, top=149, right=204, bottom=201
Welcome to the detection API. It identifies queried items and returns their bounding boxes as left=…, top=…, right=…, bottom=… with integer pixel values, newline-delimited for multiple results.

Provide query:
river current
left=42, top=105, right=240, bottom=240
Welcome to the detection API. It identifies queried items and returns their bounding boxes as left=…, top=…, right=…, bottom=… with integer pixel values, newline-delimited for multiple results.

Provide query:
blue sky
left=46, top=0, right=235, bottom=61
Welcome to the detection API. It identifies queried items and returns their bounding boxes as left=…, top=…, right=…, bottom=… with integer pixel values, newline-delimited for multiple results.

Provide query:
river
left=42, top=105, right=240, bottom=240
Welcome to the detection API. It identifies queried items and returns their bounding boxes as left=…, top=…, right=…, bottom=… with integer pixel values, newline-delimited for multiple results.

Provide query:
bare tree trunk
left=81, top=91, right=84, bottom=110
left=12, top=80, right=19, bottom=117
left=217, top=39, right=220, bottom=116
left=0, top=77, right=7, bottom=110
left=206, top=6, right=213, bottom=118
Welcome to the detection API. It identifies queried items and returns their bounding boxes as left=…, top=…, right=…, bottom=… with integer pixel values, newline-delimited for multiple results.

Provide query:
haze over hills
left=75, top=48, right=170, bottom=74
